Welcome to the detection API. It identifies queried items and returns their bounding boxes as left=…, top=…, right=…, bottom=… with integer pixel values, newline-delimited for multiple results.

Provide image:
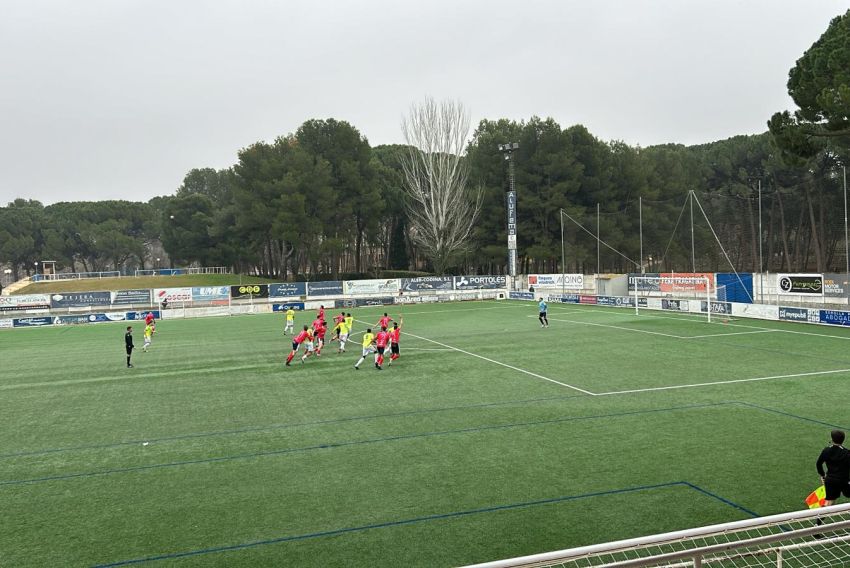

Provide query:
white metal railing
left=462, top=503, right=850, bottom=568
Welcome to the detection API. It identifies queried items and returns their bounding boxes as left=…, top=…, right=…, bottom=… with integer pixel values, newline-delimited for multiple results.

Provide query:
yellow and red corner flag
left=806, top=485, right=827, bottom=509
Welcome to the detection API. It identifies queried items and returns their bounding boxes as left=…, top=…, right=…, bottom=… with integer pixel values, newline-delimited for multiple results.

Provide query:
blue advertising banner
left=557, top=294, right=580, bottom=304
left=13, top=316, right=53, bottom=327
left=820, top=310, right=850, bottom=326
left=111, top=289, right=152, bottom=305
left=401, top=276, right=454, bottom=292
left=125, top=310, right=160, bottom=321
left=52, top=315, right=91, bottom=325
left=778, top=307, right=811, bottom=323
left=270, top=282, right=307, bottom=298
left=306, top=281, right=343, bottom=296
left=50, top=291, right=112, bottom=308
left=509, top=291, right=535, bottom=300
left=272, top=302, right=305, bottom=312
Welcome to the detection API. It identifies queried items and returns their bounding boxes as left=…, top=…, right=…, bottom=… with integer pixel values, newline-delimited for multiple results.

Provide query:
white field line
left=385, top=304, right=528, bottom=316
left=685, top=330, right=777, bottom=339
left=536, top=315, right=779, bottom=340
left=354, top=319, right=594, bottom=395
left=593, top=368, right=850, bottom=396
left=547, top=303, right=850, bottom=342
left=403, top=347, right=454, bottom=352
left=535, top=315, right=686, bottom=339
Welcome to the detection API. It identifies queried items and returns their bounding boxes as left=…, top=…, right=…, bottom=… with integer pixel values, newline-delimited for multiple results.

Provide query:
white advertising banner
left=343, top=279, right=401, bottom=295
left=0, top=318, right=13, bottom=329
left=0, top=294, right=51, bottom=311
left=154, top=287, right=193, bottom=303
left=732, top=303, right=780, bottom=321
left=528, top=274, right=584, bottom=289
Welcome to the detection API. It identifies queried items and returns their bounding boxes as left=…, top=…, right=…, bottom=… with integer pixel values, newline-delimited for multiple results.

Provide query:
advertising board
left=528, top=274, right=584, bottom=289
left=50, top=291, right=111, bottom=308
left=343, top=279, right=400, bottom=295
left=453, top=275, right=507, bottom=290
left=777, top=274, right=823, bottom=295
left=269, top=282, right=307, bottom=298
left=0, top=294, right=50, bottom=311
left=306, top=281, right=344, bottom=297
left=230, top=285, right=269, bottom=299
left=111, top=289, right=151, bottom=306
left=401, top=277, right=454, bottom=292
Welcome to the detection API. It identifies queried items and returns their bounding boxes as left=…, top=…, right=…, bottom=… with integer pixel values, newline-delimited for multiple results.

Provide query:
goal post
left=462, top=502, right=850, bottom=568
left=632, top=274, right=713, bottom=323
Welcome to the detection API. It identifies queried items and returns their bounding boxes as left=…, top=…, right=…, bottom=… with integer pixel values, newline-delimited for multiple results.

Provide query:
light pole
left=498, top=142, right=519, bottom=285
left=34, top=261, right=39, bottom=280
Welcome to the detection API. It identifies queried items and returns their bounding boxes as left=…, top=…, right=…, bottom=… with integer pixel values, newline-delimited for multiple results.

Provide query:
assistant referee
left=816, top=429, right=850, bottom=506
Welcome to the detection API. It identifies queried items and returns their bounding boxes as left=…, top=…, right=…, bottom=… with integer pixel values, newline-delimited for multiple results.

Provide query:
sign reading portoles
left=777, top=274, right=823, bottom=295
left=230, top=284, right=269, bottom=299
left=453, top=275, right=507, bottom=290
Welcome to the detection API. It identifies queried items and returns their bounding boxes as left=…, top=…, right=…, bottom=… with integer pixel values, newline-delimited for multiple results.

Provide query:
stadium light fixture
left=499, top=142, right=519, bottom=280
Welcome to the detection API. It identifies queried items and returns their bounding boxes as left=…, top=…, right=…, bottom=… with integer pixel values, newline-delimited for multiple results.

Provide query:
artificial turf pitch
left=2, top=299, right=850, bottom=567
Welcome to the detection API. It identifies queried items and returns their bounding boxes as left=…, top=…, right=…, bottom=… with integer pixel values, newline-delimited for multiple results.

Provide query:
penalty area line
left=593, top=368, right=850, bottom=396
left=395, top=326, right=595, bottom=395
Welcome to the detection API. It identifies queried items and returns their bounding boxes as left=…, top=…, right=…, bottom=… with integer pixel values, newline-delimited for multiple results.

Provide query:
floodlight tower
left=499, top=142, right=519, bottom=281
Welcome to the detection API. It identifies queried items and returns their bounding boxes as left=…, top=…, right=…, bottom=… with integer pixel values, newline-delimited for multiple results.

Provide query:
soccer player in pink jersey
left=374, top=326, right=390, bottom=370
left=314, top=321, right=327, bottom=356
left=286, top=326, right=310, bottom=366
left=387, top=318, right=403, bottom=365
left=375, top=312, right=393, bottom=330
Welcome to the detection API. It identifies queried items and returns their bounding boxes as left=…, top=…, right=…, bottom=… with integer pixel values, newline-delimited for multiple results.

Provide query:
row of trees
left=2, top=10, right=848, bottom=282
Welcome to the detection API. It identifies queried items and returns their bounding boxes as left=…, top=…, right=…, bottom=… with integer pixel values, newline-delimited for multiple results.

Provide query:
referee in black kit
left=817, top=430, right=850, bottom=506
left=124, top=326, right=134, bottom=368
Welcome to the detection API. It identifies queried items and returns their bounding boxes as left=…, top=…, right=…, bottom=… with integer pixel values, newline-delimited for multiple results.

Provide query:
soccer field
left=2, top=300, right=850, bottom=567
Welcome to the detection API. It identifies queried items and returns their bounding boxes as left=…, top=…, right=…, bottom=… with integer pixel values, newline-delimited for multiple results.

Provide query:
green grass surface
left=14, top=274, right=275, bottom=295
left=2, top=300, right=850, bottom=567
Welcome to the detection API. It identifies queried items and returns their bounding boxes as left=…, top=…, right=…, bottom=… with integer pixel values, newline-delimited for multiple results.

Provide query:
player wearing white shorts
left=354, top=329, right=375, bottom=370
left=300, top=328, right=316, bottom=363
left=333, top=319, right=350, bottom=353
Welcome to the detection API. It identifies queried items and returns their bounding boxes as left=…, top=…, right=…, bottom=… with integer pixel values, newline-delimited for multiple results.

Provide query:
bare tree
left=399, top=97, right=482, bottom=274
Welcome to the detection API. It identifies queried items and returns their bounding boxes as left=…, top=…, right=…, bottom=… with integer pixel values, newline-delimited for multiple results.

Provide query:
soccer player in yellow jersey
left=142, top=324, right=153, bottom=352
left=345, top=313, right=354, bottom=335
left=354, top=328, right=375, bottom=370
left=333, top=319, right=350, bottom=353
left=284, top=308, right=295, bottom=335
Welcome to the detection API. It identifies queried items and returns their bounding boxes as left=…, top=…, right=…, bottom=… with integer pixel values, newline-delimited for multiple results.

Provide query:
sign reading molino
left=777, top=274, right=823, bottom=295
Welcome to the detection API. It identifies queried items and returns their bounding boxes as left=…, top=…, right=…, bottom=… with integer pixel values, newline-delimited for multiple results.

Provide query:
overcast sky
left=1, top=0, right=847, bottom=205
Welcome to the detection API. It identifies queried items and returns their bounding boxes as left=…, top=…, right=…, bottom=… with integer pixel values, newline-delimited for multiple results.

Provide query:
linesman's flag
left=806, top=485, right=827, bottom=509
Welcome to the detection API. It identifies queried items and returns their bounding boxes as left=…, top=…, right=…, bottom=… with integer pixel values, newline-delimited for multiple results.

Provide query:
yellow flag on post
left=806, top=485, right=827, bottom=509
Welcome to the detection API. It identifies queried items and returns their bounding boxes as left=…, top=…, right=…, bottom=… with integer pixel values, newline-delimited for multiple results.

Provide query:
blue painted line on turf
left=735, top=401, right=847, bottom=430
left=90, top=481, right=756, bottom=567
left=0, top=402, right=727, bottom=487
left=681, top=482, right=759, bottom=518
left=0, top=392, right=592, bottom=460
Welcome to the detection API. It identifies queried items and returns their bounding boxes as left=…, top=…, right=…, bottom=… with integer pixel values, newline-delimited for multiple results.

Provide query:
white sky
left=0, top=0, right=847, bottom=205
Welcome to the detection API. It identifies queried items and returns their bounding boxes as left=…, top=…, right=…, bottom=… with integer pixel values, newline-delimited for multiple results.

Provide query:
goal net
left=631, top=274, right=714, bottom=322
left=463, top=503, right=850, bottom=568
